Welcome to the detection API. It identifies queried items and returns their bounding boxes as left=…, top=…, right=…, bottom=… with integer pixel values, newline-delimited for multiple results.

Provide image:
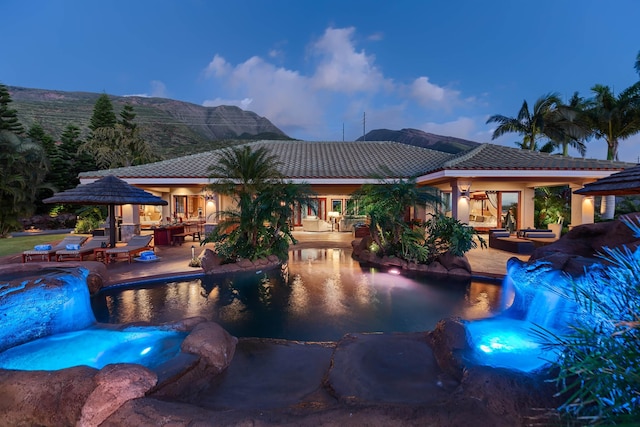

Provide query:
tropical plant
left=540, top=240, right=640, bottom=425
left=540, top=92, right=590, bottom=156
left=534, top=186, right=570, bottom=229
left=423, top=213, right=486, bottom=261
left=202, top=145, right=315, bottom=261
left=351, top=174, right=442, bottom=257
left=583, top=83, right=640, bottom=219
left=0, top=130, right=50, bottom=237
left=486, top=93, right=562, bottom=151
left=583, top=83, right=640, bottom=161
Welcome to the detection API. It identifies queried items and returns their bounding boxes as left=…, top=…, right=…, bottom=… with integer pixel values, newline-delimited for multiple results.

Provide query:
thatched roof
left=574, top=164, right=640, bottom=196
left=43, top=175, right=168, bottom=206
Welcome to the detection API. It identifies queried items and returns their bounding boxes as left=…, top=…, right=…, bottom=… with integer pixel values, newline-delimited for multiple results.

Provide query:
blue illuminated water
left=466, top=261, right=574, bottom=372
left=92, top=248, right=503, bottom=342
left=0, top=327, right=186, bottom=371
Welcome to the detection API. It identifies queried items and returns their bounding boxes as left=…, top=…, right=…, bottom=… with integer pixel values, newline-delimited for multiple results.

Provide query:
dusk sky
left=2, top=0, right=640, bottom=161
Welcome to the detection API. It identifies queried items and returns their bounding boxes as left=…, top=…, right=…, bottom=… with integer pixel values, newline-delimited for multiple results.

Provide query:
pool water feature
left=0, top=327, right=186, bottom=371
left=465, top=259, right=575, bottom=372
left=0, top=266, right=188, bottom=372
left=92, top=248, right=504, bottom=342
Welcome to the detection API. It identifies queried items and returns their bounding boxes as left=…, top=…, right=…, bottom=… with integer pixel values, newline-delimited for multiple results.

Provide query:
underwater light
left=140, top=346, right=152, bottom=356
left=388, top=268, right=401, bottom=275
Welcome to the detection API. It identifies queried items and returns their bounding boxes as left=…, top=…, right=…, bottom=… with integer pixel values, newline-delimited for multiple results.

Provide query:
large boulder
left=0, top=366, right=97, bottom=426
left=530, top=213, right=640, bottom=276
left=181, top=321, right=238, bottom=373
left=78, top=364, right=158, bottom=427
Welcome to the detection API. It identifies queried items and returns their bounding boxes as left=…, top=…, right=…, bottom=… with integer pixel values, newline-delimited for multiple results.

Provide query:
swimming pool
left=92, top=248, right=504, bottom=341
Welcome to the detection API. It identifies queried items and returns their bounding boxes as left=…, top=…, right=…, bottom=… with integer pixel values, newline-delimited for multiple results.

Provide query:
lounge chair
left=21, top=235, right=88, bottom=263
left=55, top=236, right=109, bottom=262
left=104, top=235, right=154, bottom=264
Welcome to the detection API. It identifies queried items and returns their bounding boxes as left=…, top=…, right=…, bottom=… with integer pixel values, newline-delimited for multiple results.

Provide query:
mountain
left=357, top=128, right=480, bottom=154
left=7, top=86, right=291, bottom=159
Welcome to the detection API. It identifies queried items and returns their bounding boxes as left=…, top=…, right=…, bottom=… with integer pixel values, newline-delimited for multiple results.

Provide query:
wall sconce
left=457, top=180, right=472, bottom=198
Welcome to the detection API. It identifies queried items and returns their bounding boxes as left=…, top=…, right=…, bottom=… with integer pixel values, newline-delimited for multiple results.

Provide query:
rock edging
left=351, top=236, right=472, bottom=279
left=200, top=249, right=282, bottom=275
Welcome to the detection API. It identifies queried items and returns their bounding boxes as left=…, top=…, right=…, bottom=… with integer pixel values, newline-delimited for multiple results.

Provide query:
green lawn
left=0, top=234, right=82, bottom=258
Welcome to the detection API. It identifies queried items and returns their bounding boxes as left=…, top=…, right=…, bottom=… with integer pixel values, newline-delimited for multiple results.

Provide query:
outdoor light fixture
left=191, top=245, right=195, bottom=260
left=457, top=180, right=472, bottom=198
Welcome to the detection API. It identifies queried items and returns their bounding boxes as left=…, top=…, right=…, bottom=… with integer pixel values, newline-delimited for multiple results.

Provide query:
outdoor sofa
left=301, top=216, right=331, bottom=232
left=488, top=228, right=558, bottom=254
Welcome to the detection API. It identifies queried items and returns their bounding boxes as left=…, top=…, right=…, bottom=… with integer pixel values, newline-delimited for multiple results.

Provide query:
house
left=78, top=140, right=632, bottom=241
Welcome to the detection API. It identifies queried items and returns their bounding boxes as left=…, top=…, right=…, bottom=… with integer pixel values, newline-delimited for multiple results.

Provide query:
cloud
left=203, top=97, right=253, bottom=110
left=149, top=80, right=167, bottom=98
left=202, top=55, right=323, bottom=133
left=310, top=27, right=391, bottom=93
left=123, top=80, right=168, bottom=98
left=420, top=117, right=483, bottom=141
left=205, top=54, right=231, bottom=77
left=201, top=26, right=469, bottom=140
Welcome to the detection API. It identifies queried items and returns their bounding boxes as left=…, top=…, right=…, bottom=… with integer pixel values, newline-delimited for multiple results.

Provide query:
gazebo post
left=108, top=204, right=117, bottom=248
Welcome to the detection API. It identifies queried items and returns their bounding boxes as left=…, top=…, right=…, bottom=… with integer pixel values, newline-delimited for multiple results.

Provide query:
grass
left=0, top=234, right=79, bottom=258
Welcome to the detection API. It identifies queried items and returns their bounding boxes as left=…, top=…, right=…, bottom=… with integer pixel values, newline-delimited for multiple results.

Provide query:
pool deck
left=1, top=231, right=529, bottom=285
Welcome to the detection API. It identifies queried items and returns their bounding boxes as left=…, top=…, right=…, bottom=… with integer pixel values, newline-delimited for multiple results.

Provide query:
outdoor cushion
left=65, top=244, right=81, bottom=251
left=34, top=244, right=52, bottom=251
left=522, top=231, right=555, bottom=239
left=490, top=231, right=510, bottom=238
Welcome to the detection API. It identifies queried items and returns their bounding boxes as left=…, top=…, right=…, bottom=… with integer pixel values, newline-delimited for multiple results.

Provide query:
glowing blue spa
left=0, top=267, right=187, bottom=371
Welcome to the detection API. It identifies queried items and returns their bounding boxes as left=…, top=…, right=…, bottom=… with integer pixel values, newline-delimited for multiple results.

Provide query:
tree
left=583, top=83, right=640, bottom=161
left=540, top=92, right=590, bottom=157
left=0, top=130, right=49, bottom=236
left=635, top=50, right=640, bottom=77
left=487, top=93, right=562, bottom=151
left=89, top=93, right=117, bottom=132
left=79, top=124, right=158, bottom=169
left=203, top=145, right=315, bottom=261
left=60, top=124, right=95, bottom=183
left=0, top=83, right=24, bottom=134
left=119, top=104, right=137, bottom=131
left=583, top=83, right=640, bottom=219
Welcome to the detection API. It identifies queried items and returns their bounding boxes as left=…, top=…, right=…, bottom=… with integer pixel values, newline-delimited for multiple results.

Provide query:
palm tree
left=204, top=145, right=315, bottom=261
left=584, top=83, right=640, bottom=161
left=486, top=93, right=562, bottom=151
left=583, top=83, right=640, bottom=219
left=540, top=92, right=590, bottom=157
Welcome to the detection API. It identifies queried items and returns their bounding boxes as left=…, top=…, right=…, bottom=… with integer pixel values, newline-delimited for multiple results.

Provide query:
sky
left=2, top=0, right=640, bottom=162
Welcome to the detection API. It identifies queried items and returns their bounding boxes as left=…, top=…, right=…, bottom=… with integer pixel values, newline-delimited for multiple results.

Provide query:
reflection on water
left=93, top=248, right=504, bottom=341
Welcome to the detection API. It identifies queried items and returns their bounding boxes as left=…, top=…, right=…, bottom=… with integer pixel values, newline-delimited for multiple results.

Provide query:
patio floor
left=1, top=231, right=529, bottom=286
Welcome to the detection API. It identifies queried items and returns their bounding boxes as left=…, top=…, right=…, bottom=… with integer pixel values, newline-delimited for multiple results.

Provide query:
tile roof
left=79, top=140, right=453, bottom=180
left=442, top=143, right=630, bottom=171
left=79, top=140, right=631, bottom=181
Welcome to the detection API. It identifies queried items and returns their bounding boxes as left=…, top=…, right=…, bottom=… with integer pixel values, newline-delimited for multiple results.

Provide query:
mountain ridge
left=7, top=86, right=291, bottom=159
left=357, top=128, right=480, bottom=154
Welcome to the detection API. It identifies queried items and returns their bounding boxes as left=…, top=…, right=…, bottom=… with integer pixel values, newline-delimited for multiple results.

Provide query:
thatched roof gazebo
left=574, top=164, right=640, bottom=196
left=43, top=175, right=168, bottom=247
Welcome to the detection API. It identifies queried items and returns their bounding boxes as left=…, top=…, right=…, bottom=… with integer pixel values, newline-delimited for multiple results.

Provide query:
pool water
left=92, top=248, right=503, bottom=341
left=0, top=327, right=186, bottom=371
